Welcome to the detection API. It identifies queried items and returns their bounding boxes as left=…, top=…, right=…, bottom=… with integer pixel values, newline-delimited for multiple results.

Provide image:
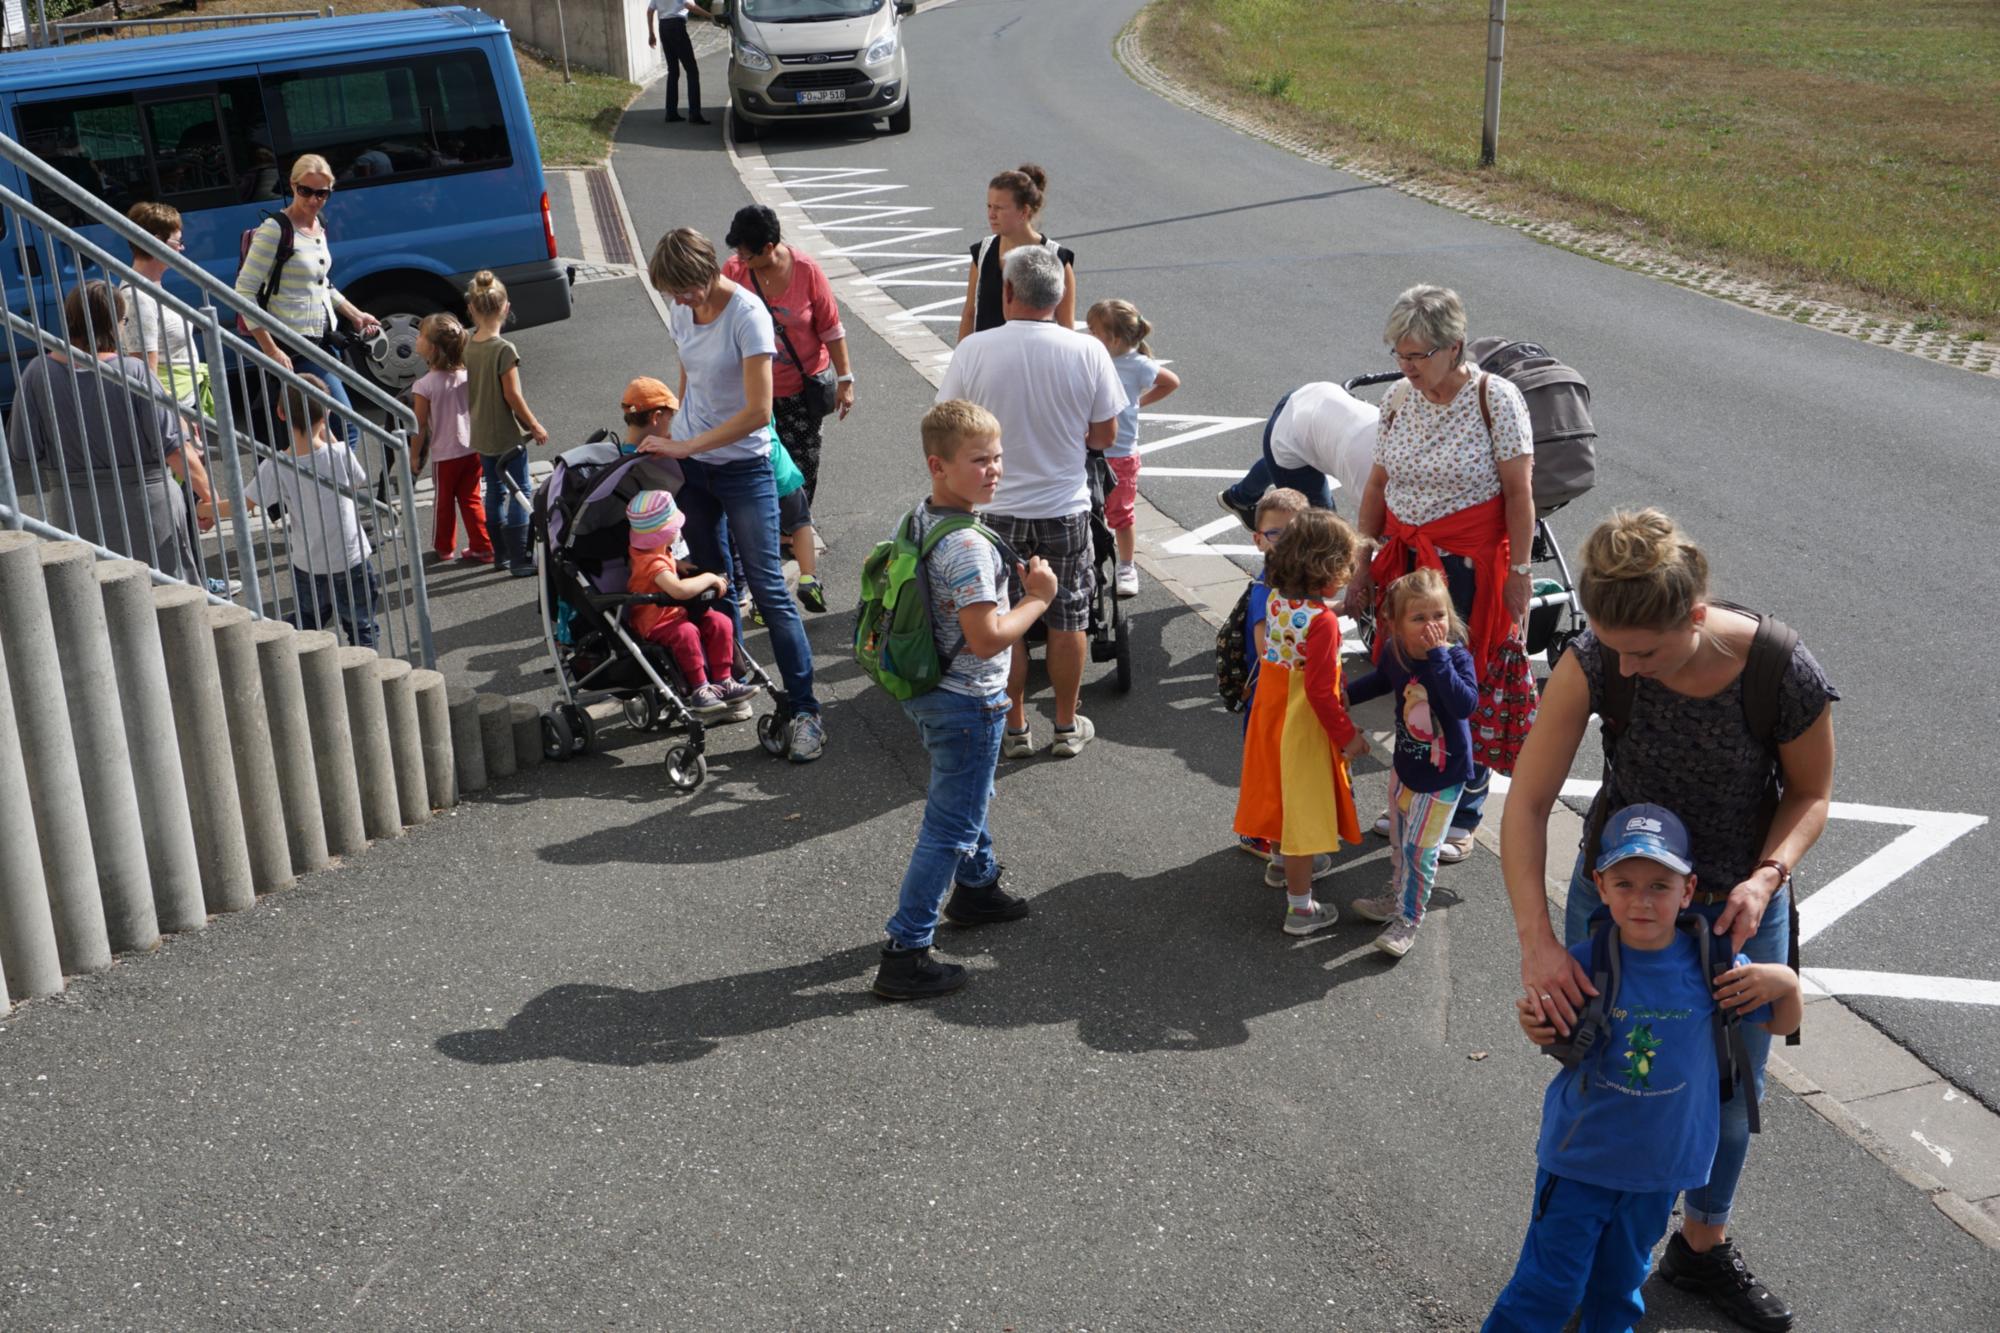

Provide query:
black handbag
left=748, top=268, right=839, bottom=419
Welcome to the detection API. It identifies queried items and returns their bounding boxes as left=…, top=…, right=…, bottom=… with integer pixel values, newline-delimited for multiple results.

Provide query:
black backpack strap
left=1682, top=912, right=1763, bottom=1134
left=256, top=210, right=294, bottom=311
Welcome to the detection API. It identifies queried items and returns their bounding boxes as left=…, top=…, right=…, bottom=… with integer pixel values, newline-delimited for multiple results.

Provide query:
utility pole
left=1481, top=0, right=1506, bottom=166
left=554, top=0, right=573, bottom=83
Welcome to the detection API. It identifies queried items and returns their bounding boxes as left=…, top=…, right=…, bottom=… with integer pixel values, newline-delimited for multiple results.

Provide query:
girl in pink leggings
left=625, top=489, right=757, bottom=721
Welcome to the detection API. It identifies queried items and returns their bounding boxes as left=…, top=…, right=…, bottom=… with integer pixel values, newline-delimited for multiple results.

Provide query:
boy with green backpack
left=861, top=400, right=1057, bottom=1001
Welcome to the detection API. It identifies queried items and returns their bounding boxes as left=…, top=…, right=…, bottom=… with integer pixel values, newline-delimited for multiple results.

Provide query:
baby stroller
left=1020, top=453, right=1134, bottom=692
left=1344, top=336, right=1597, bottom=666
left=503, top=435, right=786, bottom=793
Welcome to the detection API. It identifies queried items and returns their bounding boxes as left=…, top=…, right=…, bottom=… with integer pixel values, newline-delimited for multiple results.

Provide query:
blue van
left=0, top=6, right=570, bottom=393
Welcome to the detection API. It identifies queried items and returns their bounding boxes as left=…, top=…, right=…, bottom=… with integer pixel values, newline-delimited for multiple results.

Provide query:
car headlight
left=736, top=42, right=773, bottom=72
left=864, top=32, right=898, bottom=65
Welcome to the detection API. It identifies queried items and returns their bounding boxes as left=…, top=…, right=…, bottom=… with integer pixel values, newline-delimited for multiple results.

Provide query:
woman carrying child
left=1086, top=298, right=1180, bottom=599
left=463, top=270, right=551, bottom=577
left=1344, top=567, right=1479, bottom=958
left=1233, top=509, right=1369, bottom=935
left=625, top=489, right=759, bottom=721
left=410, top=313, right=492, bottom=565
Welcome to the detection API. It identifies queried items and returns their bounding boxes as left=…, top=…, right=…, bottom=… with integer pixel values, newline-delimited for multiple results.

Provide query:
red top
left=721, top=249, right=846, bottom=399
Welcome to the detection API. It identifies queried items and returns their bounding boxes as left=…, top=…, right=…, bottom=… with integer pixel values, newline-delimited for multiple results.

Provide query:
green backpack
left=855, top=504, right=1004, bottom=700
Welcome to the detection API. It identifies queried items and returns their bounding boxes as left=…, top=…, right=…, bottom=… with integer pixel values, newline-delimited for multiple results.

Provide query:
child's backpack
left=1545, top=912, right=1762, bottom=1134
left=855, top=504, right=1005, bottom=701
left=236, top=210, right=295, bottom=338
left=1216, top=582, right=1257, bottom=712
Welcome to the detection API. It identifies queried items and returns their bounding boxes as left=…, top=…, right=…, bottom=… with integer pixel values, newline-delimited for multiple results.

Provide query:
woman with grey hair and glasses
left=1344, top=283, right=1537, bottom=864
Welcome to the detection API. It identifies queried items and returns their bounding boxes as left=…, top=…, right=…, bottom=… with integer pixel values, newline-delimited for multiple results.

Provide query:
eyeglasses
left=1257, top=527, right=1288, bottom=542
left=1392, top=343, right=1455, bottom=366
left=294, top=184, right=333, bottom=201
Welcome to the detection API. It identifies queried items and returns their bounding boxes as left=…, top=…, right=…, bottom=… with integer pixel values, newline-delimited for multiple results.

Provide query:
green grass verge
left=1149, top=0, right=2000, bottom=324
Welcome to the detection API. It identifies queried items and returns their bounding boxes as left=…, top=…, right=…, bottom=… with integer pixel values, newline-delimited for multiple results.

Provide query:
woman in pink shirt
left=723, top=204, right=854, bottom=610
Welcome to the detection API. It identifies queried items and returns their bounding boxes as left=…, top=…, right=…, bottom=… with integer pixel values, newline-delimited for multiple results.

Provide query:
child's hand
left=1516, top=996, right=1559, bottom=1047
left=1021, top=556, right=1058, bottom=605
left=1714, top=962, right=1798, bottom=1014
left=1420, top=620, right=1450, bottom=653
left=1341, top=733, right=1370, bottom=760
left=706, top=572, right=729, bottom=597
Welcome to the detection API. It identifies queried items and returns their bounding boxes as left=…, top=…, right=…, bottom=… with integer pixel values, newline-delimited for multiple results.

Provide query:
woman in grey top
left=7, top=281, right=201, bottom=582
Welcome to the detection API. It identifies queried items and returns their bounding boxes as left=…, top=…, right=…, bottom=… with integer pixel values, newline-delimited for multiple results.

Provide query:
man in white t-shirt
left=936, top=245, right=1125, bottom=759
left=1216, top=381, right=1378, bottom=527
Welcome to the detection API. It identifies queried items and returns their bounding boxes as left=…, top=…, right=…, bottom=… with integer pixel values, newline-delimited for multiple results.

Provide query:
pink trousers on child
left=643, top=609, right=735, bottom=689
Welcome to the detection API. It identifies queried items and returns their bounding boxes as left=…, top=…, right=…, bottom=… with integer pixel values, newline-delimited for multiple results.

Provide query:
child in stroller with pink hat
left=624, top=488, right=761, bottom=722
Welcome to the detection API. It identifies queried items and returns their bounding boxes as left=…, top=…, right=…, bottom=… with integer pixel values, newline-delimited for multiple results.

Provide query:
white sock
left=1287, top=892, right=1312, bottom=912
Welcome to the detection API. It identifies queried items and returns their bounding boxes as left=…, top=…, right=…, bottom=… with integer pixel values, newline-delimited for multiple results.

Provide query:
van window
left=18, top=78, right=273, bottom=223
left=265, top=50, right=511, bottom=187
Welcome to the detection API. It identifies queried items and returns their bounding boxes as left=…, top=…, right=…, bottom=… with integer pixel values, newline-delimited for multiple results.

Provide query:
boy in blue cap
left=1485, top=804, right=1802, bottom=1333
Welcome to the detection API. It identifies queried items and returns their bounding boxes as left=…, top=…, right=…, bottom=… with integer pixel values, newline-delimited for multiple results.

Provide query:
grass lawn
left=1147, top=0, right=2000, bottom=327
left=150, top=0, right=638, bottom=167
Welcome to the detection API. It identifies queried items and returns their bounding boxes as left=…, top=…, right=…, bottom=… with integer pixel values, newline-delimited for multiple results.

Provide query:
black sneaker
left=1216, top=488, right=1258, bottom=531
left=942, top=870, right=1031, bottom=927
left=797, top=574, right=827, bottom=613
left=1658, top=1232, right=1794, bottom=1332
left=871, top=945, right=967, bottom=1001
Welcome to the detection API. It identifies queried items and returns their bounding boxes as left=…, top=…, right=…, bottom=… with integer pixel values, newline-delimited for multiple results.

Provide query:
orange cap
left=621, top=376, right=680, bottom=412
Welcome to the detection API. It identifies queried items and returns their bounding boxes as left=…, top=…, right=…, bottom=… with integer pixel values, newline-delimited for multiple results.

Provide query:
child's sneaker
left=1282, top=900, right=1340, bottom=936
left=1374, top=918, right=1420, bottom=958
left=943, top=870, right=1031, bottom=927
left=871, top=945, right=967, bottom=1001
left=712, top=677, right=758, bottom=721
left=1002, top=727, right=1036, bottom=760
left=1372, top=810, right=1393, bottom=838
left=1236, top=835, right=1273, bottom=861
left=1349, top=893, right=1399, bottom=923
left=1113, top=563, right=1139, bottom=597
left=1264, top=852, right=1335, bottom=889
left=687, top=684, right=732, bottom=717
left=797, top=574, right=828, bottom=613
left=1436, top=831, right=1477, bottom=864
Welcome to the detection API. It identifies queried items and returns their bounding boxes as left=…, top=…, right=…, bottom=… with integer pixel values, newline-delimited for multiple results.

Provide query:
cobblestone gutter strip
left=1117, top=16, right=1997, bottom=379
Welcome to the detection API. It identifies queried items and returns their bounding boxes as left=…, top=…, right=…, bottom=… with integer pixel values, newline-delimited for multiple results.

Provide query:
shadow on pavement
left=435, top=851, right=1401, bottom=1067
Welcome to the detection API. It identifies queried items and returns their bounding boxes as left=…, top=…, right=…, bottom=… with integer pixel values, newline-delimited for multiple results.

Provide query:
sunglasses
left=294, top=184, right=334, bottom=201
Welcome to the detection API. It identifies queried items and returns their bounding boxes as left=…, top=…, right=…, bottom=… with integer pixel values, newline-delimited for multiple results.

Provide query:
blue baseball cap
left=1595, top=803, right=1695, bottom=876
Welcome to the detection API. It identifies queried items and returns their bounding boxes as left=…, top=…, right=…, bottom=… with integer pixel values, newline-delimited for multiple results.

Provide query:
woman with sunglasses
left=1343, top=283, right=1536, bottom=863
left=233, top=155, right=381, bottom=450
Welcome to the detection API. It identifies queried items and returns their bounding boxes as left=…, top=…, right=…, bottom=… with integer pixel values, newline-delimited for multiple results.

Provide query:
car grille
left=770, top=70, right=872, bottom=92
left=778, top=51, right=858, bottom=64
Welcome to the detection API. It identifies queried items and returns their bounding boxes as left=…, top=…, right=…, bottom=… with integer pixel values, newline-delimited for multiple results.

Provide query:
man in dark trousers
left=646, top=1, right=714, bottom=124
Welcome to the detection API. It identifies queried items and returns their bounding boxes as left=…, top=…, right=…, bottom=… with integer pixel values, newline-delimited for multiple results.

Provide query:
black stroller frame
left=494, top=437, right=791, bottom=793
left=1020, top=452, right=1135, bottom=692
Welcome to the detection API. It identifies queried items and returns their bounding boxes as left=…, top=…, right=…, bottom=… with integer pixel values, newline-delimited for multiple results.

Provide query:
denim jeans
left=1563, top=848, right=1787, bottom=1227
left=885, top=688, right=1007, bottom=949
left=679, top=453, right=820, bottom=714
left=1220, top=391, right=1337, bottom=514
left=479, top=449, right=532, bottom=532
left=293, top=561, right=379, bottom=648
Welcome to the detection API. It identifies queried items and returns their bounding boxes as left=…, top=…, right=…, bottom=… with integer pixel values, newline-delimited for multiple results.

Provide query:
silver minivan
left=715, top=0, right=915, bottom=140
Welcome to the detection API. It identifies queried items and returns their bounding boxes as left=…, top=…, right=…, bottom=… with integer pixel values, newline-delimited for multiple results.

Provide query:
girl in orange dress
left=1234, top=510, right=1369, bottom=935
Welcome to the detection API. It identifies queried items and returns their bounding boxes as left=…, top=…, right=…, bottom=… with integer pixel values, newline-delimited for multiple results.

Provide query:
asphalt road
left=3, top=2, right=1998, bottom=1328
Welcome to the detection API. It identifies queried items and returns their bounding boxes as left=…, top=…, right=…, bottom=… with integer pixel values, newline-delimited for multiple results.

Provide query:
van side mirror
left=894, top=0, right=915, bottom=15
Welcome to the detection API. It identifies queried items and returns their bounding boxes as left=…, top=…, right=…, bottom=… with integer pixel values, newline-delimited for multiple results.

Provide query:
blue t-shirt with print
left=1536, top=933, right=1768, bottom=1193
left=1108, top=350, right=1161, bottom=459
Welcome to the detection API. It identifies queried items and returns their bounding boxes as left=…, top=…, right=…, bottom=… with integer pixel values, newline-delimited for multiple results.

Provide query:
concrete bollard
left=412, top=669, right=456, bottom=811
left=339, top=647, right=401, bottom=840
left=208, top=606, right=295, bottom=895
left=477, top=693, right=516, bottom=781
left=296, top=631, right=366, bottom=859
left=94, top=560, right=205, bottom=935
left=0, top=634, right=64, bottom=1001
left=253, top=620, right=331, bottom=876
left=153, top=585, right=254, bottom=915
left=40, top=542, right=158, bottom=955
left=448, top=685, right=488, bottom=795
left=0, top=530, right=112, bottom=973
left=510, top=700, right=545, bottom=772
left=376, top=658, right=429, bottom=829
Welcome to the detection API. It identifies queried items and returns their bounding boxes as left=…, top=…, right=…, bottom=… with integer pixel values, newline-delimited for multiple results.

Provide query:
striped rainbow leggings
left=1389, top=773, right=1464, bottom=925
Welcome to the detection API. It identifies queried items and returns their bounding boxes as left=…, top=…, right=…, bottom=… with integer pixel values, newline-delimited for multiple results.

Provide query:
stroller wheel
left=560, top=703, right=595, bottom=755
left=756, top=710, right=789, bottom=757
left=1114, top=615, right=1133, bottom=693
left=663, top=744, right=707, bottom=793
left=622, top=693, right=661, bottom=733
left=541, top=710, right=574, bottom=762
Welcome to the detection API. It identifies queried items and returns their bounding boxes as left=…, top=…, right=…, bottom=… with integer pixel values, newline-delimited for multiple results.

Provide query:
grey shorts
left=778, top=486, right=811, bottom=537
left=984, top=510, right=1094, bottom=633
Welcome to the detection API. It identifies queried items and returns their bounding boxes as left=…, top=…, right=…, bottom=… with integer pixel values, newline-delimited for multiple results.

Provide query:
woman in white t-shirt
left=1345, top=284, right=1536, bottom=863
left=643, top=227, right=823, bottom=762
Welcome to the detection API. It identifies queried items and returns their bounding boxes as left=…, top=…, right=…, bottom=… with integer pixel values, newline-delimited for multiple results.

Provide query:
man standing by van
left=647, top=1, right=714, bottom=124
left=936, top=245, right=1125, bottom=760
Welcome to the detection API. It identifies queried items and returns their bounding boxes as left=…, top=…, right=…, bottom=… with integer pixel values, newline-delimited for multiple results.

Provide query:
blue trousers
left=292, top=561, right=379, bottom=648
left=885, top=688, right=1006, bottom=949
left=1484, top=1169, right=1676, bottom=1333
left=1565, top=849, right=1786, bottom=1226
left=1220, top=391, right=1337, bottom=514
left=479, top=449, right=532, bottom=532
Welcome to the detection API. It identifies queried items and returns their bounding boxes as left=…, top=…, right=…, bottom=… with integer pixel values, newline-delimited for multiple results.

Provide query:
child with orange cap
left=621, top=376, right=681, bottom=450
left=626, top=487, right=758, bottom=721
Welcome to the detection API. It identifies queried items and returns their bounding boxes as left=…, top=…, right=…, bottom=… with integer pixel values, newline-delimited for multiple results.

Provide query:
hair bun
left=1017, top=163, right=1047, bottom=191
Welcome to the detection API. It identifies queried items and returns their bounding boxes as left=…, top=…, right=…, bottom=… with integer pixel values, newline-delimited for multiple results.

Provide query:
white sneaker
left=1049, top=715, right=1094, bottom=758
left=1349, top=893, right=1399, bottom=923
left=1436, top=832, right=1477, bottom=864
left=1372, top=810, right=1393, bottom=838
left=1002, top=728, right=1037, bottom=760
left=1375, top=917, right=1420, bottom=958
left=1264, top=853, right=1336, bottom=888
left=1113, top=563, right=1140, bottom=598
left=1282, top=900, right=1340, bottom=936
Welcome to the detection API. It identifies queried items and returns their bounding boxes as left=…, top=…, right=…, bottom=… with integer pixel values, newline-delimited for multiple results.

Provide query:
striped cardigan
left=233, top=216, right=345, bottom=340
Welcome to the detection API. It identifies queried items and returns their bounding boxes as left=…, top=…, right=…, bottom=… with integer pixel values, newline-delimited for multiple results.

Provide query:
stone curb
left=1115, top=15, right=1996, bottom=378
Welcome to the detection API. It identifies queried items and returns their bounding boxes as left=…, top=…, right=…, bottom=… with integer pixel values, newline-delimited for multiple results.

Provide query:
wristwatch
left=1509, top=560, right=1533, bottom=575
left=836, top=373, right=855, bottom=384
